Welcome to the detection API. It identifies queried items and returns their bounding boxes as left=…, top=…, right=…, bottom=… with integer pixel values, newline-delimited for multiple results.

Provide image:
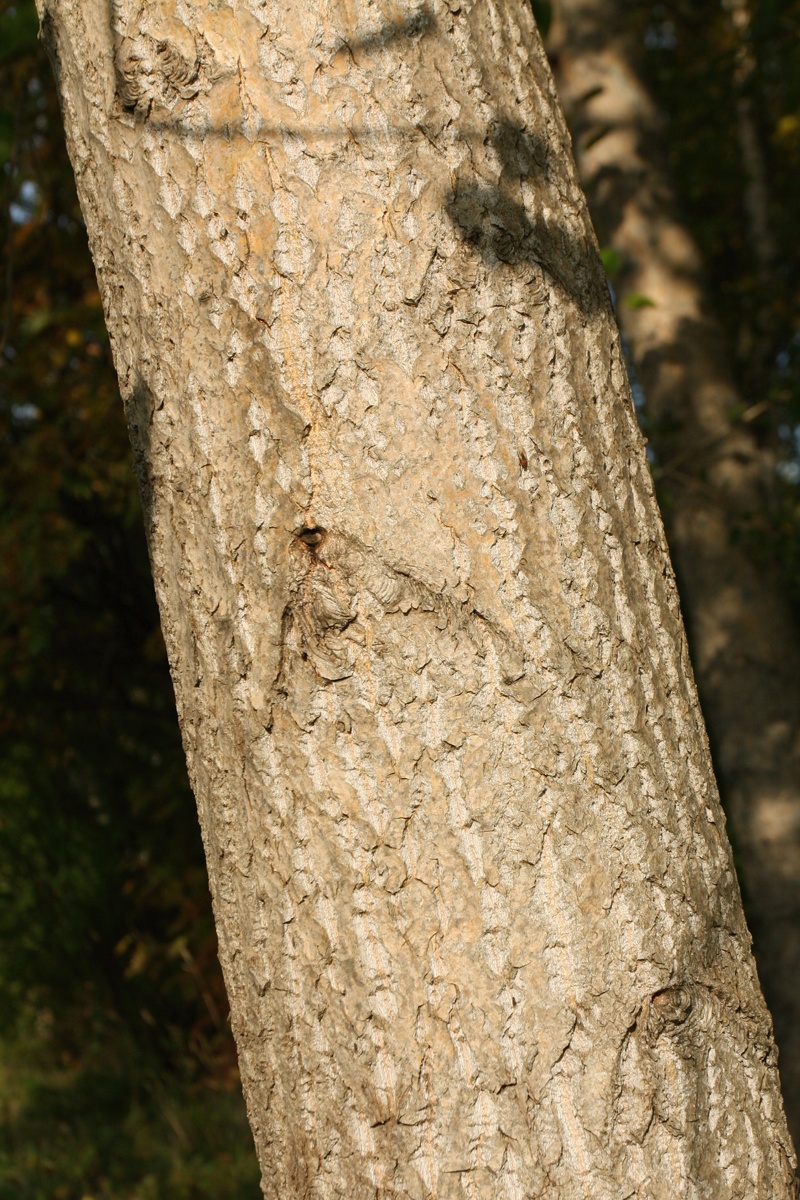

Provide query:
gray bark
left=39, top=0, right=796, bottom=1195
left=549, top=0, right=800, bottom=1144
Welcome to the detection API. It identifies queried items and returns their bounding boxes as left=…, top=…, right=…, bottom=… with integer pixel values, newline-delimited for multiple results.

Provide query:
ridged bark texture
left=39, top=0, right=797, bottom=1195
left=549, top=0, right=800, bottom=1144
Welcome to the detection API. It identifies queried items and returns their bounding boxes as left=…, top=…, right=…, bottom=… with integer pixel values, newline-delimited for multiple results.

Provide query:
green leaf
left=624, top=292, right=657, bottom=309
left=600, top=246, right=623, bottom=279
left=19, top=307, right=53, bottom=338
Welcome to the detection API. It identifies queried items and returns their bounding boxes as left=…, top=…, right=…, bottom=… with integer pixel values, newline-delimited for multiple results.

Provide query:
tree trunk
left=549, top=0, right=800, bottom=1144
left=39, top=0, right=796, bottom=1194
left=722, top=0, right=780, bottom=374
left=723, top=0, right=777, bottom=285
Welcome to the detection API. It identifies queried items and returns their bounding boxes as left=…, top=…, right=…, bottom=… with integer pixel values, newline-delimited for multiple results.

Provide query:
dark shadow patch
left=444, top=120, right=610, bottom=317
left=123, top=377, right=157, bottom=536
left=344, top=3, right=436, bottom=54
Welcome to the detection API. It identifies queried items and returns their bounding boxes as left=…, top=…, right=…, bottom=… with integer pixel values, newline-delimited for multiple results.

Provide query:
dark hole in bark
left=297, top=526, right=326, bottom=548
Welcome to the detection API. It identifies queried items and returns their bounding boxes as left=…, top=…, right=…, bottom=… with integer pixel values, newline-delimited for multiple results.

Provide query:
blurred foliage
left=0, top=0, right=259, bottom=1195
left=630, top=0, right=800, bottom=604
left=531, top=1, right=554, bottom=36
left=0, top=1026, right=259, bottom=1200
left=1, top=0, right=800, bottom=1194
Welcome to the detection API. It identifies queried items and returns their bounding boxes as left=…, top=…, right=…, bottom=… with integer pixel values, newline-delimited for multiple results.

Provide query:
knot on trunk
left=645, top=982, right=695, bottom=1044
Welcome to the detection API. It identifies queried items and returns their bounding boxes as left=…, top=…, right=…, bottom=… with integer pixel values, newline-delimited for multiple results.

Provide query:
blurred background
left=1, top=0, right=799, bottom=1195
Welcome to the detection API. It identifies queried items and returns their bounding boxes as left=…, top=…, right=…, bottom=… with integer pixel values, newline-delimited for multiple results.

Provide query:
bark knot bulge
left=112, top=20, right=222, bottom=113
left=283, top=525, right=525, bottom=687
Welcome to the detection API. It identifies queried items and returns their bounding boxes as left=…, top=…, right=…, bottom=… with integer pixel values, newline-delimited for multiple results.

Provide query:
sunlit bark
left=40, top=0, right=796, bottom=1193
left=551, top=0, right=800, bottom=1142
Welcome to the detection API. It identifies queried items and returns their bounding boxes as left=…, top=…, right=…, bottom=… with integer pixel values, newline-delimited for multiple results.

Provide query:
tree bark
left=549, top=0, right=800, bottom=1144
left=39, top=0, right=796, bottom=1195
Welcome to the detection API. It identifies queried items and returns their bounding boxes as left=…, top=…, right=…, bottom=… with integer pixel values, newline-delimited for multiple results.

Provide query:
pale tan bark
left=550, top=0, right=800, bottom=1143
left=40, top=0, right=796, bottom=1195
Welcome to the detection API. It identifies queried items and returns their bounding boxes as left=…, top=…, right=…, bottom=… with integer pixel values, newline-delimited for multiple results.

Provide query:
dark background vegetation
left=1, top=0, right=798, bottom=1195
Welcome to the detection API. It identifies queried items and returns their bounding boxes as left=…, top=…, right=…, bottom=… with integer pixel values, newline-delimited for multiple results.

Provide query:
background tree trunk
left=723, top=0, right=777, bottom=286
left=39, top=0, right=796, bottom=1194
left=549, top=0, right=800, bottom=1142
